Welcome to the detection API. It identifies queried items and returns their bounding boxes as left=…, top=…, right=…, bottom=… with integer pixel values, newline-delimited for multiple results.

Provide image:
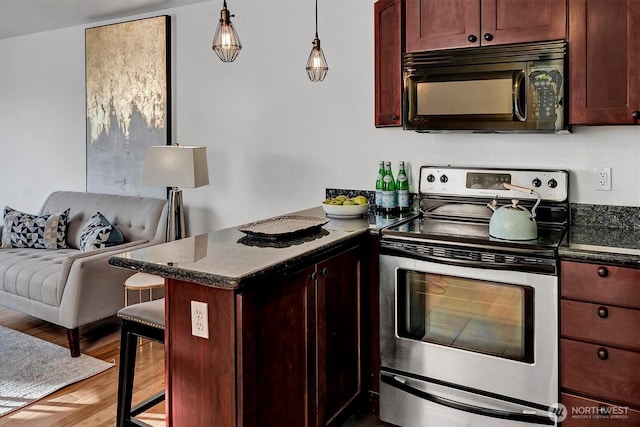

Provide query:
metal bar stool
left=124, top=272, right=164, bottom=306
left=116, top=298, right=165, bottom=427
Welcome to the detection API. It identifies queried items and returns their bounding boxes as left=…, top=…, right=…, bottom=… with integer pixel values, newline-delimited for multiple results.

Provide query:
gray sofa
left=0, top=191, right=167, bottom=357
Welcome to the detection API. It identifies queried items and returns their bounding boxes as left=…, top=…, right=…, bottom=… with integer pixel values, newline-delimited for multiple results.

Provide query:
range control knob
left=427, top=174, right=436, bottom=183
left=548, top=179, right=558, bottom=188
left=440, top=175, right=449, bottom=184
left=532, top=178, right=542, bottom=188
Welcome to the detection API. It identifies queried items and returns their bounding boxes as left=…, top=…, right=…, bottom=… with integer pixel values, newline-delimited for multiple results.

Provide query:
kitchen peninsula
left=109, top=206, right=377, bottom=427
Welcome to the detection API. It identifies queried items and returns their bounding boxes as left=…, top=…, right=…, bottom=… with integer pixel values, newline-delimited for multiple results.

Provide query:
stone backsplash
left=571, top=203, right=640, bottom=229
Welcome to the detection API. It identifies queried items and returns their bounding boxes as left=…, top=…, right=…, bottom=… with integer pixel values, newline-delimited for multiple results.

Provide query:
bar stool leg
left=116, top=321, right=138, bottom=427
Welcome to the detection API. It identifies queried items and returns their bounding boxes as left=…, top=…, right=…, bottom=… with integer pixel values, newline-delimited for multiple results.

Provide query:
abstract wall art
left=85, top=15, right=170, bottom=198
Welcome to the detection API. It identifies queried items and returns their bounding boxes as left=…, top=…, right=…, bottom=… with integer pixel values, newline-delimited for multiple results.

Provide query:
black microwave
left=403, top=40, right=568, bottom=133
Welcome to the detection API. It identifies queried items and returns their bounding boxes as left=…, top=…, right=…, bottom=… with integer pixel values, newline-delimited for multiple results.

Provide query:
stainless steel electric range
left=379, top=166, right=569, bottom=427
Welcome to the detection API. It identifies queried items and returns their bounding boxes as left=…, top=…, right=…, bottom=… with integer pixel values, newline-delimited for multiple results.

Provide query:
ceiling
left=0, top=0, right=210, bottom=39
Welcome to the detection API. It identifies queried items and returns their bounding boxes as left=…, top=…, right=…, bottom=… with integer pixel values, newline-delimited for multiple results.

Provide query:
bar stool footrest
left=130, top=391, right=165, bottom=417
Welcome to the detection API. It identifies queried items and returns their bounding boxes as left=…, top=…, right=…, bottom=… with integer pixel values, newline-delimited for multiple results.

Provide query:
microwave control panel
left=528, top=63, right=564, bottom=130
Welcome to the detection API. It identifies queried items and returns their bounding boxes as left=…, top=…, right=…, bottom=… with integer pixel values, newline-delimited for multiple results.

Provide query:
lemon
left=352, top=196, right=368, bottom=205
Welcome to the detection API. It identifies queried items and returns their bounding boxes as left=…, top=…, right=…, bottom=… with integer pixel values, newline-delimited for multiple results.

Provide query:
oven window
left=397, top=270, right=534, bottom=363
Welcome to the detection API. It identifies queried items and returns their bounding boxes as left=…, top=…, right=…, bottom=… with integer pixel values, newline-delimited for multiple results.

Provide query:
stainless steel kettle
left=486, top=183, right=541, bottom=241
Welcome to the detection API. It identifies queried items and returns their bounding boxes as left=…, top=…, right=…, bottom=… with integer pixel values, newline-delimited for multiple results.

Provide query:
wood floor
left=0, top=307, right=390, bottom=427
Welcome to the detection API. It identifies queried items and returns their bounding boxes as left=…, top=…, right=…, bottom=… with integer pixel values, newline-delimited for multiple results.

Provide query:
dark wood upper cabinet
left=568, top=0, right=640, bottom=125
left=405, top=0, right=567, bottom=52
left=374, top=0, right=404, bottom=127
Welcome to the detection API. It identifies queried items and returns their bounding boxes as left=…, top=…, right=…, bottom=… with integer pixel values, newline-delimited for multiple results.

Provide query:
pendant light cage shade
left=307, top=0, right=328, bottom=82
left=306, top=38, right=328, bottom=82
left=212, top=1, right=242, bottom=62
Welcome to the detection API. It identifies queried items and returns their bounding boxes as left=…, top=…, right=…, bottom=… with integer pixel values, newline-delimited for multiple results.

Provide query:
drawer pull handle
left=597, top=267, right=608, bottom=277
left=597, top=348, right=608, bottom=360
left=597, top=307, right=609, bottom=318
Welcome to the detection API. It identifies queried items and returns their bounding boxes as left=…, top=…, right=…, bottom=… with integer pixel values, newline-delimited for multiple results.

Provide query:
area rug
left=0, top=325, right=114, bottom=416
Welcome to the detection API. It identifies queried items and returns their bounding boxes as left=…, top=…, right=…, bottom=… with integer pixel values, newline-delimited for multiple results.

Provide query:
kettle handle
left=503, top=183, right=534, bottom=194
left=502, top=183, right=541, bottom=220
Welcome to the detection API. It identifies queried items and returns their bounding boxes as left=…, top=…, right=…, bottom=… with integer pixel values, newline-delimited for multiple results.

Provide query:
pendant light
left=306, top=0, right=328, bottom=81
left=212, top=0, right=242, bottom=62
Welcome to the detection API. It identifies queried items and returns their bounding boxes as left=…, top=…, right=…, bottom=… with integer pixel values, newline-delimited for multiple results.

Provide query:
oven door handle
left=381, top=373, right=555, bottom=425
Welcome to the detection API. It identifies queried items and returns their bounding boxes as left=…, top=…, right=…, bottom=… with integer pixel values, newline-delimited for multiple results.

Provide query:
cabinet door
left=406, top=0, right=481, bottom=51
left=375, top=0, right=403, bottom=127
left=561, top=260, right=640, bottom=309
left=316, top=246, right=362, bottom=427
left=237, top=266, right=316, bottom=427
left=561, top=339, right=640, bottom=407
left=569, top=0, right=640, bottom=124
left=481, top=0, right=567, bottom=46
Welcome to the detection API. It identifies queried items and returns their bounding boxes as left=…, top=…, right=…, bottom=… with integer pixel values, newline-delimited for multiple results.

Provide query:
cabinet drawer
left=561, top=393, right=640, bottom=427
left=561, top=339, right=640, bottom=407
left=561, top=261, right=640, bottom=309
left=561, top=300, right=640, bottom=350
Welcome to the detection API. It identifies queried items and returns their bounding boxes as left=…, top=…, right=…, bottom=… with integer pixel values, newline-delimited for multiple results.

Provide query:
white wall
left=1, top=1, right=638, bottom=236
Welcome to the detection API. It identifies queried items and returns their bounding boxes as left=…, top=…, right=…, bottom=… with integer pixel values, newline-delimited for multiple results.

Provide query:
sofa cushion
left=0, top=247, right=78, bottom=307
left=1, top=207, right=70, bottom=250
left=79, top=212, right=124, bottom=252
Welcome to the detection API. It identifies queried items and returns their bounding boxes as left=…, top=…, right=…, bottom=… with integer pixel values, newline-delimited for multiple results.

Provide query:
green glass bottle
left=396, top=161, right=409, bottom=212
left=382, top=161, right=396, bottom=213
left=375, top=161, right=384, bottom=210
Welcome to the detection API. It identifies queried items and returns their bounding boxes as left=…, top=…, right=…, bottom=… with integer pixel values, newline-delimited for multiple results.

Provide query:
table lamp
left=143, top=144, right=209, bottom=241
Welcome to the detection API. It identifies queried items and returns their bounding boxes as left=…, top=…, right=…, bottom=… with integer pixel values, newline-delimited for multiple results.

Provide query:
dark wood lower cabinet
left=560, top=260, right=640, bottom=427
left=317, top=247, right=361, bottom=426
left=166, top=243, right=363, bottom=426
left=238, top=265, right=316, bottom=427
left=561, top=339, right=640, bottom=408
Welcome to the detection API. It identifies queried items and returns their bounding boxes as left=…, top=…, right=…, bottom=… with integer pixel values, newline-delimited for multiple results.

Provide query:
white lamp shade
left=143, top=145, right=209, bottom=188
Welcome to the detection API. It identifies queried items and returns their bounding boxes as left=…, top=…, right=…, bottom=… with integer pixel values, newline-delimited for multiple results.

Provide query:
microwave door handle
left=381, top=373, right=555, bottom=426
left=513, top=70, right=526, bottom=122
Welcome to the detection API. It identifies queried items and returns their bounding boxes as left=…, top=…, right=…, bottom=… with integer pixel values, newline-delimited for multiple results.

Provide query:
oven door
left=379, top=254, right=558, bottom=408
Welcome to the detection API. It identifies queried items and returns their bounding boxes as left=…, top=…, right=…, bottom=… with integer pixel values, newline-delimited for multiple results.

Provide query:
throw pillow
left=1, top=206, right=70, bottom=249
left=79, top=212, right=124, bottom=252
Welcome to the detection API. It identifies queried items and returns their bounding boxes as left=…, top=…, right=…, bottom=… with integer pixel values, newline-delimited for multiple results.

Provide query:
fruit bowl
left=322, top=203, right=369, bottom=219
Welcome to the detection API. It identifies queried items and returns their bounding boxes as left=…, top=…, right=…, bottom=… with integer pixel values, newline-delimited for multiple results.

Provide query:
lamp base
left=167, top=188, right=186, bottom=241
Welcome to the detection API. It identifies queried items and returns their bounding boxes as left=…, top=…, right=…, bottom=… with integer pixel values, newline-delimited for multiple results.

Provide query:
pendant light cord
left=315, top=0, right=318, bottom=38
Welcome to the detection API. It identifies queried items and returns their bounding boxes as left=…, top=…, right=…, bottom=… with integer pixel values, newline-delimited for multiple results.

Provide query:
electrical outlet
left=595, top=167, right=612, bottom=191
left=190, top=301, right=209, bottom=339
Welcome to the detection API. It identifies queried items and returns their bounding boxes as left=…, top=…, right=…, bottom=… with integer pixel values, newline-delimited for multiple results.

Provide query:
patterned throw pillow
left=79, top=212, right=124, bottom=252
left=1, top=206, right=70, bottom=249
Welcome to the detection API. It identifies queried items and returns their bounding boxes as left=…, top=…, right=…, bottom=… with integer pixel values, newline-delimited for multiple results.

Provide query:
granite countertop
left=560, top=225, right=640, bottom=266
left=109, top=206, right=391, bottom=290
left=559, top=204, right=640, bottom=267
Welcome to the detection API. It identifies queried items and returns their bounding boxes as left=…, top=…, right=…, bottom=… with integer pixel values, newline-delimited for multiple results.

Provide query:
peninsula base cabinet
left=165, top=243, right=363, bottom=427
left=560, top=260, right=640, bottom=426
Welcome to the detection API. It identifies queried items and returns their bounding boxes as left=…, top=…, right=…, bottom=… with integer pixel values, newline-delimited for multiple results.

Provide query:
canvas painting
left=85, top=15, right=170, bottom=198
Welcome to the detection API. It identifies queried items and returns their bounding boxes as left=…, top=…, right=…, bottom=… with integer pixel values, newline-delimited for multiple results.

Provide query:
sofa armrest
left=56, top=239, right=163, bottom=329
